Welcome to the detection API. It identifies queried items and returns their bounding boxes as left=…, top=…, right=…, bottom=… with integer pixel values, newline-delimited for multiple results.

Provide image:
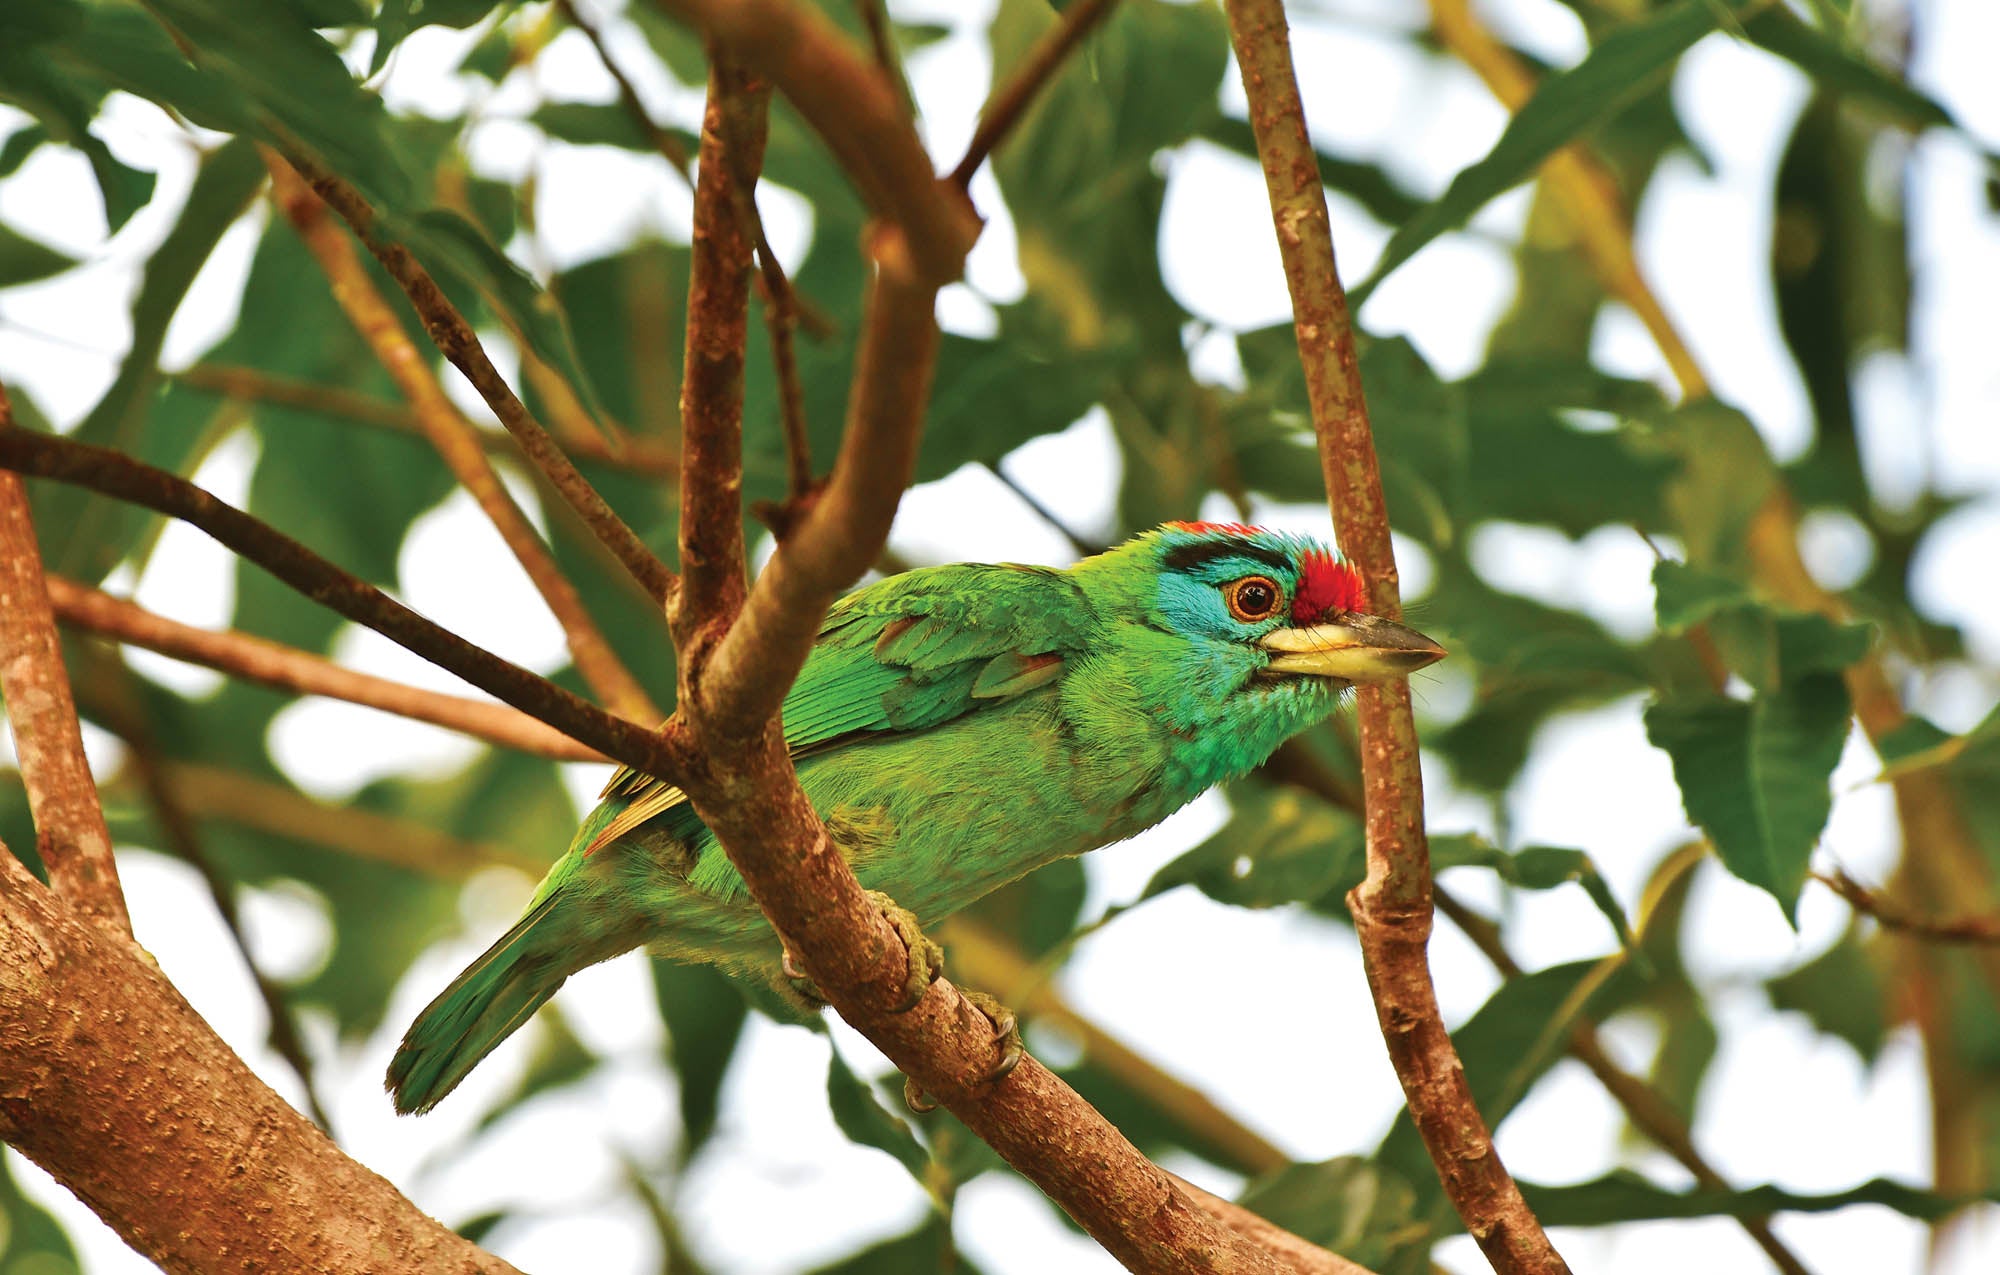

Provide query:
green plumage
left=389, top=524, right=1431, bottom=1114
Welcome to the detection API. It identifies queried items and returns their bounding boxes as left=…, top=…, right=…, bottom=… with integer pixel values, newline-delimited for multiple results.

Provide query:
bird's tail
left=386, top=894, right=566, bottom=1115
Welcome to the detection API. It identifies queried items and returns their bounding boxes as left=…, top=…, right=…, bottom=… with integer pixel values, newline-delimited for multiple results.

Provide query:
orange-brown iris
left=1223, top=575, right=1283, bottom=623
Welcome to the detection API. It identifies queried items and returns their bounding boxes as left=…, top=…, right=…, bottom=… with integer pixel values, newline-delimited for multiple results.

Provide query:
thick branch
left=276, top=150, right=679, bottom=608
left=651, top=0, right=981, bottom=286
left=0, top=396, right=129, bottom=930
left=0, top=430, right=682, bottom=783
left=48, top=576, right=603, bottom=763
left=0, top=845, right=519, bottom=1274
left=948, top=0, right=1120, bottom=190
left=1222, top=3, right=1568, bottom=1271
left=266, top=154, right=658, bottom=721
left=655, top=34, right=1318, bottom=1275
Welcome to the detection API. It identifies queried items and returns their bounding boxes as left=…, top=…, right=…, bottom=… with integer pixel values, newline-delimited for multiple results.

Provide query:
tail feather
left=386, top=895, right=566, bottom=1115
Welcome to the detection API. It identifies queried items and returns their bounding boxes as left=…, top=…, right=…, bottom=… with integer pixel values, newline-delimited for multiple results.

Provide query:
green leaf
left=1144, top=779, right=1362, bottom=909
left=826, top=1047, right=931, bottom=1185
left=1353, top=0, right=1734, bottom=304
left=1644, top=677, right=1853, bottom=921
left=0, top=45, right=158, bottom=230
left=0, top=121, right=49, bottom=177
left=1652, top=560, right=1754, bottom=634
left=0, top=1145, right=81, bottom=1270
left=652, top=959, right=748, bottom=1158
left=1238, top=1158, right=1425, bottom=1272
left=1430, top=834, right=1639, bottom=958
left=1519, top=1170, right=1997, bottom=1227
left=0, top=220, right=78, bottom=286
left=1742, top=8, right=1954, bottom=132
left=806, top=1214, right=981, bottom=1275
left=1767, top=923, right=1888, bottom=1063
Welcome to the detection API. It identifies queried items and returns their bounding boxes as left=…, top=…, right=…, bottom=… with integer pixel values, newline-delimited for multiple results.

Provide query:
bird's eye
left=1223, top=575, right=1283, bottom=622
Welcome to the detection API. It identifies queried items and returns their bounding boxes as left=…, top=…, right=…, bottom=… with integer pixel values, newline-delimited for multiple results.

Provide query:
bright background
left=2, top=0, right=1998, bottom=1271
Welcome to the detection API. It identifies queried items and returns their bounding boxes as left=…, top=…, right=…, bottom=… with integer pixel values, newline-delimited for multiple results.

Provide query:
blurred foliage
left=1, top=0, right=1996, bottom=1268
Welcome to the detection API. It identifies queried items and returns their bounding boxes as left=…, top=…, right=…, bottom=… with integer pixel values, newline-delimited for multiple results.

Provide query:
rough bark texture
left=1222, top=1, right=1572, bottom=1271
left=0, top=851, right=520, bottom=1275
left=0, top=467, right=131, bottom=932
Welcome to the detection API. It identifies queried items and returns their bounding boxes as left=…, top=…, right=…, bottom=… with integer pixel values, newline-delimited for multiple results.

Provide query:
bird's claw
left=865, top=890, right=942, bottom=1013
left=781, top=947, right=828, bottom=1009
left=900, top=988, right=1025, bottom=1114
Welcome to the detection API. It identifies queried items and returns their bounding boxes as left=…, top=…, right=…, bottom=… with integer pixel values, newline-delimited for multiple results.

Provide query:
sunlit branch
left=0, top=429, right=686, bottom=783
left=49, top=576, right=605, bottom=763
left=0, top=383, right=130, bottom=932
left=266, top=154, right=659, bottom=722
left=277, top=149, right=680, bottom=607
left=1222, top=1, right=1570, bottom=1270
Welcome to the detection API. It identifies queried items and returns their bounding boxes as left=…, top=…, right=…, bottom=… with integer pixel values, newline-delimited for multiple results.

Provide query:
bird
left=386, top=520, right=1446, bottom=1114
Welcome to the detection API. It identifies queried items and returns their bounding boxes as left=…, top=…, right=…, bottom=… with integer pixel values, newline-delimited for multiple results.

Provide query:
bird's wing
left=585, top=562, right=1095, bottom=854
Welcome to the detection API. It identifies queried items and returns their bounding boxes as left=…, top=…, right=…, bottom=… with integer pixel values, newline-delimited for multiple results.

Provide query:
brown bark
left=1221, top=1, right=1570, bottom=1271
left=265, top=154, right=658, bottom=722
left=48, top=575, right=605, bottom=761
left=0, top=423, right=130, bottom=931
left=0, top=848, right=519, bottom=1275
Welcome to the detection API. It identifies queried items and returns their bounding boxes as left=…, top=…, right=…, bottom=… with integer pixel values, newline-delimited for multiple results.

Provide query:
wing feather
left=586, top=562, right=1095, bottom=854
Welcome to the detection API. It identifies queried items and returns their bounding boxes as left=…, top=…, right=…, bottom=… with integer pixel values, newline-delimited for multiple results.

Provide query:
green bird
left=388, top=521, right=1445, bottom=1114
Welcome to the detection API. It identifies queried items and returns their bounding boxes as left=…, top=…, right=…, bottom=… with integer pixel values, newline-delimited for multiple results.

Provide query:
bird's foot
left=901, top=988, right=1025, bottom=1114
left=865, top=889, right=943, bottom=1013
left=780, top=947, right=829, bottom=1009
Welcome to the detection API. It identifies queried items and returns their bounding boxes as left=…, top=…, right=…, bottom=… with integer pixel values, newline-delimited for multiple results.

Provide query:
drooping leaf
left=1742, top=8, right=1955, bottom=132
left=1520, top=1170, right=1998, bottom=1227
left=1768, top=923, right=1889, bottom=1063
left=1238, top=1157, right=1425, bottom=1273
left=1144, top=779, right=1362, bottom=910
left=0, top=220, right=77, bottom=286
left=826, top=1046, right=931, bottom=1185
left=1652, top=560, right=1755, bottom=634
left=1430, top=834, right=1639, bottom=957
left=0, top=1148, right=81, bottom=1271
left=806, top=1214, right=983, bottom=1275
left=1644, top=673, right=1853, bottom=921
left=652, top=959, right=748, bottom=1158
left=1354, top=0, right=1739, bottom=303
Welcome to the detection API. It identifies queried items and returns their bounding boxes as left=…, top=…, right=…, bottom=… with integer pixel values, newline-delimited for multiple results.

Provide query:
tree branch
left=649, top=29, right=1324, bottom=1274
left=1816, top=868, right=2000, bottom=946
left=172, top=362, right=682, bottom=478
left=0, top=840, right=521, bottom=1274
left=276, top=149, right=680, bottom=608
left=650, top=0, right=981, bottom=287
left=0, top=387, right=130, bottom=932
left=265, top=153, right=660, bottom=722
left=47, top=575, right=604, bottom=763
left=0, top=430, right=682, bottom=782
left=948, top=0, right=1120, bottom=190
left=1221, top=3, right=1570, bottom=1271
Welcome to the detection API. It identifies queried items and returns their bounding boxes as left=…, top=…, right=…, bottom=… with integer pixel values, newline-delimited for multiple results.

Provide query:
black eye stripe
left=1162, top=540, right=1290, bottom=574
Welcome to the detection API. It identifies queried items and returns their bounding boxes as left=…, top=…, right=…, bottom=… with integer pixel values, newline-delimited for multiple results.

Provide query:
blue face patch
left=1152, top=551, right=1299, bottom=641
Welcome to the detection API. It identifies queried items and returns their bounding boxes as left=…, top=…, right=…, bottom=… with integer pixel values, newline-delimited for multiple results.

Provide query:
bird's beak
left=1258, top=614, right=1447, bottom=683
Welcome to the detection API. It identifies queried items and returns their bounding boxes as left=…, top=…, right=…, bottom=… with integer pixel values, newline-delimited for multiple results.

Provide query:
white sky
left=3, top=0, right=1999, bottom=1272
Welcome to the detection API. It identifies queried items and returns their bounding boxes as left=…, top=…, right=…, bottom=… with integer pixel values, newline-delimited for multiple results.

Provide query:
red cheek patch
left=1293, top=550, right=1364, bottom=623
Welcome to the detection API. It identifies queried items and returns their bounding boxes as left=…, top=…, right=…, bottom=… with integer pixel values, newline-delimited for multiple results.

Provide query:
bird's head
left=1069, top=521, right=1446, bottom=783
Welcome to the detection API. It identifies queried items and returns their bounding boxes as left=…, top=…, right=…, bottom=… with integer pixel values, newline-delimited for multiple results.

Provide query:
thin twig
left=48, top=576, right=604, bottom=763
left=266, top=154, right=659, bottom=722
left=853, top=0, right=917, bottom=120
left=1222, top=2, right=1568, bottom=1270
left=557, top=0, right=699, bottom=180
left=949, top=0, right=1120, bottom=190
left=985, top=462, right=1108, bottom=557
left=0, top=385, right=131, bottom=932
left=0, top=429, right=688, bottom=784
left=1817, top=869, right=2000, bottom=946
left=276, top=149, right=680, bottom=608
left=172, top=363, right=681, bottom=478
